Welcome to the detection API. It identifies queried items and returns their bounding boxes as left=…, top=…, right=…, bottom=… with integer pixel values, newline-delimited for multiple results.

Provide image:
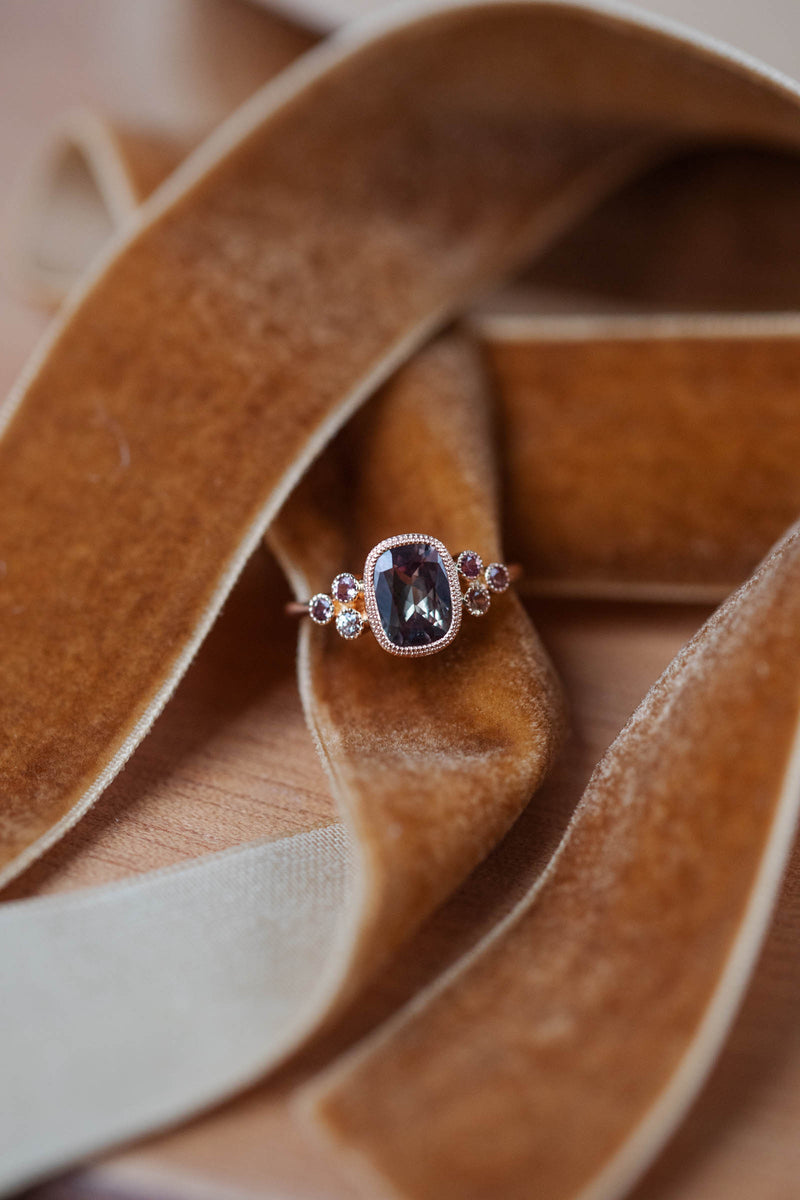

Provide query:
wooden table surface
left=2, top=4, right=799, bottom=1199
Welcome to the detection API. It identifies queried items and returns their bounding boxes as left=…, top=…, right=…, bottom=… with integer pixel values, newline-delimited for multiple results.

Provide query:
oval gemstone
left=336, top=607, right=364, bottom=639
left=332, top=572, right=360, bottom=603
left=464, top=583, right=491, bottom=616
left=485, top=562, right=510, bottom=593
left=308, top=593, right=334, bottom=624
left=372, top=542, right=453, bottom=648
left=457, top=549, right=483, bottom=580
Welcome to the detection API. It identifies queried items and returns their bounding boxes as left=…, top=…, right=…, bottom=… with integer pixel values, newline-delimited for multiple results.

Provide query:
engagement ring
left=286, top=533, right=517, bottom=657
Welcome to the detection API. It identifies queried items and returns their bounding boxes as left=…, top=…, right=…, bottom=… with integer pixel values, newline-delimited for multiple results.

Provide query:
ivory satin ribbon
left=3, top=4, right=800, bottom=1198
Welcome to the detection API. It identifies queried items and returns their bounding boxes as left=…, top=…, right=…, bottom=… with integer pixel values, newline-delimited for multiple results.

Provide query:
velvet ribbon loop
left=3, top=3, right=800, bottom=1197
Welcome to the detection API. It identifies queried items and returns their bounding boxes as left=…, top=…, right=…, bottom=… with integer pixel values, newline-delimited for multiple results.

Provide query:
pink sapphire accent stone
left=485, top=562, right=510, bottom=593
left=332, top=572, right=360, bottom=603
left=309, top=593, right=334, bottom=624
left=464, top=584, right=491, bottom=616
left=457, top=550, right=483, bottom=580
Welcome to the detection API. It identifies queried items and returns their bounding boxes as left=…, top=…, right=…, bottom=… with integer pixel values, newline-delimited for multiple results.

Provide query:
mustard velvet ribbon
left=3, top=3, right=800, bottom=1197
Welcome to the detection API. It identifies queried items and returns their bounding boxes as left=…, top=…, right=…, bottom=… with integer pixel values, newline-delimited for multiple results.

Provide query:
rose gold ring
left=285, top=532, right=518, bottom=657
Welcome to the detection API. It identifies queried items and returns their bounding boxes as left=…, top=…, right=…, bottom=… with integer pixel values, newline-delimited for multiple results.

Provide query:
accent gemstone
left=485, top=562, right=510, bottom=593
left=336, top=608, right=364, bottom=639
left=457, top=550, right=483, bottom=580
left=464, top=584, right=491, bottom=616
left=332, top=572, right=360, bottom=603
left=309, top=593, right=334, bottom=624
left=372, top=541, right=453, bottom=648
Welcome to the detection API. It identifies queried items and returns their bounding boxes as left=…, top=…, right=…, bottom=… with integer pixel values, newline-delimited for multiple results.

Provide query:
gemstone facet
left=332, top=572, right=360, bottom=604
left=485, top=562, right=510, bottom=593
left=366, top=537, right=458, bottom=653
left=336, top=608, right=364, bottom=639
left=464, top=583, right=491, bottom=616
left=457, top=550, right=483, bottom=580
left=308, top=593, right=334, bottom=624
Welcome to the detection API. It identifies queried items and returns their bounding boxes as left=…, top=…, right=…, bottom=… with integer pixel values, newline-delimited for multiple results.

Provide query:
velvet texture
left=271, top=332, right=563, bottom=980
left=6, top=0, right=800, bottom=881
left=3, top=1, right=620, bottom=882
left=5, top=3, right=800, bottom=1198
left=480, top=144, right=800, bottom=598
left=311, top=523, right=800, bottom=1200
left=485, top=316, right=800, bottom=599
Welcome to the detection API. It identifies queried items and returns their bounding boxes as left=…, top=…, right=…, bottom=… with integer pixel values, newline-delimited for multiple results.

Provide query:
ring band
left=286, top=532, right=518, bottom=657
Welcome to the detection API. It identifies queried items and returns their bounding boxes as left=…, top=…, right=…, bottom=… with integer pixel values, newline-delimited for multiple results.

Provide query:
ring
left=286, top=533, right=517, bottom=657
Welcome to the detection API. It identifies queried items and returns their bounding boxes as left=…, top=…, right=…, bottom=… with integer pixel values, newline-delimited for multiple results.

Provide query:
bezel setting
left=363, top=533, right=462, bottom=657
left=308, top=593, right=335, bottom=625
left=331, top=572, right=361, bottom=604
left=457, top=549, right=484, bottom=580
left=464, top=582, right=491, bottom=616
left=485, top=562, right=510, bottom=593
left=336, top=607, right=366, bottom=639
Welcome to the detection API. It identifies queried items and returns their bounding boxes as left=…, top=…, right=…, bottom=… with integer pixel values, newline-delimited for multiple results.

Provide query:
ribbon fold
left=3, top=3, right=800, bottom=1198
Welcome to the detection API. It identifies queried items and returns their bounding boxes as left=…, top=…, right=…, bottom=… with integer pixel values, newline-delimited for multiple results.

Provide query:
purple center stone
left=372, top=542, right=453, bottom=648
